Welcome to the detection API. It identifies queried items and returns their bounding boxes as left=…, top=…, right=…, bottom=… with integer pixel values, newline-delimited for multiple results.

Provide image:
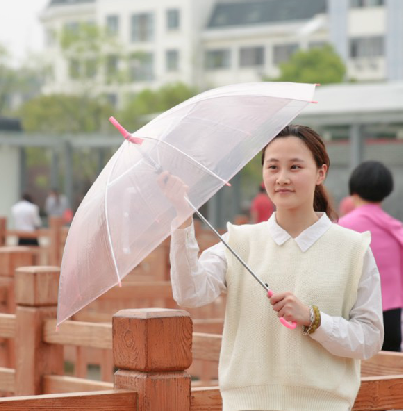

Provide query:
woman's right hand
left=157, top=171, right=192, bottom=219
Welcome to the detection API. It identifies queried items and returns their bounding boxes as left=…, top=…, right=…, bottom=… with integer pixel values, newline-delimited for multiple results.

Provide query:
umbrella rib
left=104, top=144, right=124, bottom=287
left=142, top=137, right=230, bottom=186
left=108, top=137, right=230, bottom=187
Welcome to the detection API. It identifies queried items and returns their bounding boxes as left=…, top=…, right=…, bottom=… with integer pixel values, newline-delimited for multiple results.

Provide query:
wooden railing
left=0, top=216, right=66, bottom=266
left=0, top=260, right=401, bottom=409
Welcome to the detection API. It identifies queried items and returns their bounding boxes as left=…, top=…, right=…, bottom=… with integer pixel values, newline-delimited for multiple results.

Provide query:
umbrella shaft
left=185, top=199, right=268, bottom=292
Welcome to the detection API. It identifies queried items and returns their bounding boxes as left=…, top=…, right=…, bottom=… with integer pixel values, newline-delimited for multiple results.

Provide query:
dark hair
left=261, top=125, right=337, bottom=221
left=349, top=161, right=393, bottom=202
left=22, top=193, right=34, bottom=203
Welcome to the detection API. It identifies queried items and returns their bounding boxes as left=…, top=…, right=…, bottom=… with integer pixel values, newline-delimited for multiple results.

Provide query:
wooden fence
left=0, top=216, right=67, bottom=266
left=0, top=262, right=402, bottom=409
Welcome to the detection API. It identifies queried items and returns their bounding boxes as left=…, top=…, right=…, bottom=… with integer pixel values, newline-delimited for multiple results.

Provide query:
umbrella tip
left=226, top=181, right=231, bottom=187
left=310, top=101, right=318, bottom=104
left=315, top=83, right=321, bottom=86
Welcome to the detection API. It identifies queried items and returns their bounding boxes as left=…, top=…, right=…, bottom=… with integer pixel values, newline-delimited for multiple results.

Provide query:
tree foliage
left=58, top=22, right=131, bottom=94
left=19, top=94, right=113, bottom=133
left=0, top=43, right=48, bottom=116
left=272, top=44, right=346, bottom=85
left=118, top=82, right=199, bottom=131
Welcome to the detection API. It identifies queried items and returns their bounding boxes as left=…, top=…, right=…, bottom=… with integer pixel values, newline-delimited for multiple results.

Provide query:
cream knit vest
left=220, top=222, right=371, bottom=411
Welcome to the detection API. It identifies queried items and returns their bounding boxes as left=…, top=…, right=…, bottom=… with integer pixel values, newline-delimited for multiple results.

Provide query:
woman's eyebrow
left=265, top=158, right=305, bottom=163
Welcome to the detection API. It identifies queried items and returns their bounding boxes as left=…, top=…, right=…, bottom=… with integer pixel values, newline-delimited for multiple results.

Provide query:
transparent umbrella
left=57, top=82, right=317, bottom=326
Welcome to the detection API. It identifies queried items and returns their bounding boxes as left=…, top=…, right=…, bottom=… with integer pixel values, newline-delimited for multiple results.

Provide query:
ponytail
left=314, top=185, right=338, bottom=222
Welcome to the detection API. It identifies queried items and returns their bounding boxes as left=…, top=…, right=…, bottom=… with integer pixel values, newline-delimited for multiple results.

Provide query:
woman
left=161, top=125, right=383, bottom=411
left=339, top=161, right=402, bottom=352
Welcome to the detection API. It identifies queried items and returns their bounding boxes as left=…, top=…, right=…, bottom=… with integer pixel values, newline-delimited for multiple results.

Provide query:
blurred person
left=250, top=182, right=274, bottom=223
left=339, top=161, right=402, bottom=352
left=11, top=193, right=41, bottom=246
left=339, top=195, right=355, bottom=217
left=45, top=188, right=69, bottom=218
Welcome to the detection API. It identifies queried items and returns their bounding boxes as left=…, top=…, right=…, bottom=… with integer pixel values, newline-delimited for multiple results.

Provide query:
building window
left=239, top=46, right=264, bottom=67
left=64, top=21, right=79, bottom=34
left=45, top=29, right=56, bottom=46
left=205, top=49, right=231, bottom=70
left=106, top=15, right=119, bottom=36
left=69, top=59, right=80, bottom=79
left=166, top=50, right=179, bottom=72
left=166, top=9, right=180, bottom=30
left=84, top=59, right=97, bottom=79
left=131, top=13, right=154, bottom=42
left=106, top=54, right=119, bottom=78
left=273, top=44, right=298, bottom=65
left=349, top=36, right=384, bottom=58
left=129, top=53, right=154, bottom=82
left=106, top=93, right=118, bottom=108
left=350, top=0, right=384, bottom=7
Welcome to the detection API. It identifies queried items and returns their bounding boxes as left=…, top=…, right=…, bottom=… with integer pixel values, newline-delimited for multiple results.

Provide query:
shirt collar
left=266, top=212, right=332, bottom=252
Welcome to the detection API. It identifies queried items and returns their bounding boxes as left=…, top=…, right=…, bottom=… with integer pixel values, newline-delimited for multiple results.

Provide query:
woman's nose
left=276, top=170, right=290, bottom=185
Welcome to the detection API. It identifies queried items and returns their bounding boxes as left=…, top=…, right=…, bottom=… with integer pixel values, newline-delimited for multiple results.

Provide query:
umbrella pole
left=185, top=198, right=268, bottom=292
left=186, top=199, right=298, bottom=330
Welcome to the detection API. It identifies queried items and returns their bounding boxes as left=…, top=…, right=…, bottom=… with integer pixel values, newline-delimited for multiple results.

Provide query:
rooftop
left=48, top=0, right=95, bottom=6
left=207, top=0, right=327, bottom=29
left=298, top=82, right=403, bottom=125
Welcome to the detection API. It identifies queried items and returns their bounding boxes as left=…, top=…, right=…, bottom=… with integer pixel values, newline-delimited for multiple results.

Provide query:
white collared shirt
left=170, top=213, right=384, bottom=360
left=11, top=200, right=41, bottom=231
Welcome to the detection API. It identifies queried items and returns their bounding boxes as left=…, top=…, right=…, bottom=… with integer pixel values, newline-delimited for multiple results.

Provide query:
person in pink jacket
left=339, top=161, right=403, bottom=352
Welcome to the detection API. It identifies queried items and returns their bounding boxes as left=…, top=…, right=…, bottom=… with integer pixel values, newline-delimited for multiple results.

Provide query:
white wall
left=0, top=146, right=19, bottom=228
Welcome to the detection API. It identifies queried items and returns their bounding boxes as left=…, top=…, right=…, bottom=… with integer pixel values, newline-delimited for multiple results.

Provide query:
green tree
left=58, top=22, right=133, bottom=96
left=270, top=44, right=346, bottom=85
left=0, top=43, right=48, bottom=116
left=19, top=94, right=113, bottom=133
left=119, top=82, right=198, bottom=131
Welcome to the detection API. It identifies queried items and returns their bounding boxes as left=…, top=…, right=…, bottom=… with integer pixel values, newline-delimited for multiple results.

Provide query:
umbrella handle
left=267, top=290, right=297, bottom=330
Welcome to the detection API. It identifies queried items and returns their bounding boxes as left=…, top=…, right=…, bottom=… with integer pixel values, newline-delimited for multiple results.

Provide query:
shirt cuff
left=309, top=311, right=333, bottom=343
left=171, top=221, right=195, bottom=244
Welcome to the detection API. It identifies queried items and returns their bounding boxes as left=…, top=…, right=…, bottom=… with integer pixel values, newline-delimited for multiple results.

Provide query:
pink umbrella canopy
left=57, top=82, right=317, bottom=325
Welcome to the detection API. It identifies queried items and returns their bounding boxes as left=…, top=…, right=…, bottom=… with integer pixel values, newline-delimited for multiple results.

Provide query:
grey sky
left=0, top=0, right=49, bottom=64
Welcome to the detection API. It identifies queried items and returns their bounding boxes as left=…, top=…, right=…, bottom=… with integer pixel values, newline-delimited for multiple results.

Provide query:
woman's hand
left=269, top=292, right=311, bottom=326
left=157, top=171, right=192, bottom=219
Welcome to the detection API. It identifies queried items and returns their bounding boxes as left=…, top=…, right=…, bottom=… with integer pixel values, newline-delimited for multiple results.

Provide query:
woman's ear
left=316, top=164, right=328, bottom=185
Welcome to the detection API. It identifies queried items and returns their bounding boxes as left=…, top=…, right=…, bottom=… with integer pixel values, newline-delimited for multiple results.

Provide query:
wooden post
left=113, top=308, right=192, bottom=411
left=14, top=266, right=64, bottom=396
left=0, top=247, right=35, bottom=367
left=49, top=217, right=64, bottom=266
left=0, top=217, right=6, bottom=246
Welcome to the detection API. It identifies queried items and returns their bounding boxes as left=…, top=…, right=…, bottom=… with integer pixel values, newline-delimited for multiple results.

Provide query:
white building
left=40, top=0, right=403, bottom=105
left=40, top=0, right=215, bottom=104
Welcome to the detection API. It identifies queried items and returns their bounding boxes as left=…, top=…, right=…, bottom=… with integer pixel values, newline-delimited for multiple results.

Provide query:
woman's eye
left=267, top=165, right=277, bottom=170
left=291, top=165, right=301, bottom=170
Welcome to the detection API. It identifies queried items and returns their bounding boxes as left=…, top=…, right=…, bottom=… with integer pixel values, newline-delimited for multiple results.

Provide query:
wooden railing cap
left=0, top=246, right=32, bottom=253
left=15, top=266, right=60, bottom=274
left=113, top=308, right=193, bottom=372
left=15, top=267, right=60, bottom=306
left=113, top=308, right=191, bottom=320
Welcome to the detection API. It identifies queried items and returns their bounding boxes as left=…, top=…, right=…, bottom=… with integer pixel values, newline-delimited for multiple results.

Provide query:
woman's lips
left=276, top=189, right=293, bottom=193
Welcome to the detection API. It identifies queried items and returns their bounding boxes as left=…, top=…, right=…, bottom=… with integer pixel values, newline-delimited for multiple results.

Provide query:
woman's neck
left=275, top=207, right=319, bottom=238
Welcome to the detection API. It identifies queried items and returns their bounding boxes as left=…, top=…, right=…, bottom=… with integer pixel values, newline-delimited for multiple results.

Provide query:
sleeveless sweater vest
left=220, top=222, right=371, bottom=411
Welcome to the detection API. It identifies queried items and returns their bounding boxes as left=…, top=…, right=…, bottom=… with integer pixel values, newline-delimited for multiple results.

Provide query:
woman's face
left=262, top=136, right=327, bottom=212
